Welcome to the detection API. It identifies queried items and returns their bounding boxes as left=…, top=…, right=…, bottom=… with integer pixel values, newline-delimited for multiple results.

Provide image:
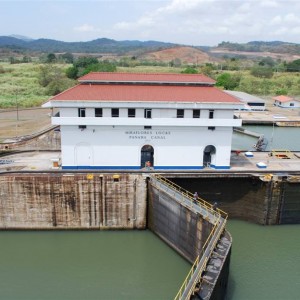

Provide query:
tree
left=199, top=64, right=214, bottom=77
left=66, top=57, right=116, bottom=79
left=216, top=73, right=241, bottom=90
left=250, top=66, right=273, bottom=78
left=60, top=52, right=74, bottom=64
left=181, top=67, right=198, bottom=74
left=38, top=64, right=75, bottom=95
left=286, top=59, right=300, bottom=72
left=46, top=53, right=57, bottom=63
left=258, top=57, right=275, bottom=67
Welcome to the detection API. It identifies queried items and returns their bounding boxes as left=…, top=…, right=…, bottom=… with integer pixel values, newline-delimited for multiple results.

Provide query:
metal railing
left=153, top=174, right=228, bottom=221
left=149, top=174, right=228, bottom=300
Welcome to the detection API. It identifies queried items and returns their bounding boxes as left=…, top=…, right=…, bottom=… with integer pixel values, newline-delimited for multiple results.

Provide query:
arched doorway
left=141, top=145, right=154, bottom=168
left=203, top=145, right=216, bottom=168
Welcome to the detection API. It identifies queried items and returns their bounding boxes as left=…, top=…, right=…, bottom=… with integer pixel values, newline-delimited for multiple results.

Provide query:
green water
left=227, top=221, right=300, bottom=300
left=0, top=230, right=190, bottom=300
left=232, top=125, right=300, bottom=151
left=0, top=222, right=299, bottom=300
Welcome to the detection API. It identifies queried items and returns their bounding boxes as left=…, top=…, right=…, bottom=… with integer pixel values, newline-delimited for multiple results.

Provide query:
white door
left=75, top=143, right=92, bottom=167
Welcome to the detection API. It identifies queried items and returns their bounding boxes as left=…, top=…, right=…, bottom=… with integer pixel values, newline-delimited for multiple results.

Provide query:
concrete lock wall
left=0, top=173, right=147, bottom=229
left=171, top=176, right=300, bottom=225
left=147, top=181, right=214, bottom=263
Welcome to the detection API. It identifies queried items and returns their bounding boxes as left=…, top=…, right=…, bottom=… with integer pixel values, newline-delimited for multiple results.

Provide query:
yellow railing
left=154, top=174, right=228, bottom=220
left=174, top=214, right=227, bottom=300
left=150, top=174, right=228, bottom=300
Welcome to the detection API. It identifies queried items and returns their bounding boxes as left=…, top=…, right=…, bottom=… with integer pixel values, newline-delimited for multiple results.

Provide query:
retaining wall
left=171, top=175, right=300, bottom=225
left=0, top=173, right=147, bottom=229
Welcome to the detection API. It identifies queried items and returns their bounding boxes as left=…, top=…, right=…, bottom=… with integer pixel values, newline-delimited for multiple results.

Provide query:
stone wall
left=0, top=173, right=147, bottom=229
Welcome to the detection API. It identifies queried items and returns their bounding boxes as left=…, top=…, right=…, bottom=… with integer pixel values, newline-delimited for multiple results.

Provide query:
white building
left=273, top=95, right=300, bottom=108
left=43, top=72, right=243, bottom=170
left=225, top=90, right=266, bottom=111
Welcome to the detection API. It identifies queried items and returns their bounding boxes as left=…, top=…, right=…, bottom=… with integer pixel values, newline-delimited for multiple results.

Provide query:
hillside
left=0, top=36, right=179, bottom=54
left=138, top=46, right=216, bottom=64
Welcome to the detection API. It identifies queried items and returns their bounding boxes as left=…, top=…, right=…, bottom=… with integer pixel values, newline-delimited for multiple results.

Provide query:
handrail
left=149, top=174, right=227, bottom=300
left=154, top=174, right=228, bottom=219
left=174, top=215, right=227, bottom=300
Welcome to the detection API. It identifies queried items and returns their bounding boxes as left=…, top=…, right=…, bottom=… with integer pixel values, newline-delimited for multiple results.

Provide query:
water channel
left=0, top=125, right=299, bottom=299
left=0, top=230, right=190, bottom=300
left=232, top=125, right=300, bottom=151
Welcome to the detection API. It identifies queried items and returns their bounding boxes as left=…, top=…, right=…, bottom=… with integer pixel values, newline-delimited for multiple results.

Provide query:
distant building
left=225, top=91, right=266, bottom=111
left=43, top=72, right=243, bottom=170
left=273, top=95, right=300, bottom=108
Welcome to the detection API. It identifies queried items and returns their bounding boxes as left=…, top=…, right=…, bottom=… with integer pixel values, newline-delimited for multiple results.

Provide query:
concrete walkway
left=1, top=150, right=300, bottom=173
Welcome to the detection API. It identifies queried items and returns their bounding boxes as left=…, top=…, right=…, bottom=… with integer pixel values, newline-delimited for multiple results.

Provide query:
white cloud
left=283, top=13, right=300, bottom=24
left=270, top=16, right=282, bottom=26
left=74, top=24, right=96, bottom=32
left=75, top=0, right=300, bottom=45
left=260, top=0, right=279, bottom=8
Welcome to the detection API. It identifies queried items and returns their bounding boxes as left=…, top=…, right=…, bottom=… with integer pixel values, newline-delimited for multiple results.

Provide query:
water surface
left=227, top=220, right=300, bottom=300
left=0, top=230, right=190, bottom=300
left=232, top=125, right=300, bottom=151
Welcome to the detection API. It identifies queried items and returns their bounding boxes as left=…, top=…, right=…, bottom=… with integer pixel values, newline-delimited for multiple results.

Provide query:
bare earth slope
left=139, top=46, right=217, bottom=64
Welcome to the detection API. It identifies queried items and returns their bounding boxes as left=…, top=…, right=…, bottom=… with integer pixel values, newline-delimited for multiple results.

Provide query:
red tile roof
left=78, top=72, right=216, bottom=85
left=50, top=84, right=242, bottom=104
left=273, top=95, right=294, bottom=103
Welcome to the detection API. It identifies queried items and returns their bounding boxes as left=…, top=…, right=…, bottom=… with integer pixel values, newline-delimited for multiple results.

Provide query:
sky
left=1, top=0, right=300, bottom=46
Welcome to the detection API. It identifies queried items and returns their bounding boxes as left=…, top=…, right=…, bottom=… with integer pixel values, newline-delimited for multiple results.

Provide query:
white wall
left=60, top=125, right=233, bottom=169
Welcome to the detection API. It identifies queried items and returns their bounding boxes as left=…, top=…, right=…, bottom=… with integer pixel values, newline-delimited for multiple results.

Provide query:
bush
left=181, top=67, right=198, bottom=74
left=250, top=65, right=273, bottom=78
left=216, top=72, right=241, bottom=90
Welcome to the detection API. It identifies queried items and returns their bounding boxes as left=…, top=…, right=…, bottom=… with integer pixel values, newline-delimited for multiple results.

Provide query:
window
left=177, top=109, right=184, bottom=118
left=193, top=109, right=200, bottom=118
left=95, top=108, right=103, bottom=117
left=144, top=109, right=152, bottom=119
left=209, top=110, right=214, bottom=119
left=78, top=108, right=86, bottom=118
left=290, top=103, right=294, bottom=107
left=111, top=108, right=119, bottom=117
left=208, top=126, right=215, bottom=131
left=78, top=125, right=86, bottom=130
left=128, top=108, right=136, bottom=118
left=144, top=126, right=152, bottom=129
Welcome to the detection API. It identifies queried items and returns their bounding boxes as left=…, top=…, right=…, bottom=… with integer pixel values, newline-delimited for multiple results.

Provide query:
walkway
left=149, top=174, right=228, bottom=300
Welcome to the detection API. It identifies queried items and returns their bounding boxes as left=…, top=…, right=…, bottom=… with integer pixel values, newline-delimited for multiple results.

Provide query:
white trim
left=52, top=117, right=242, bottom=127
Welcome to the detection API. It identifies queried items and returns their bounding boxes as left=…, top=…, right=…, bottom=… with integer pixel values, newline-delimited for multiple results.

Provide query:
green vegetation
left=218, top=41, right=300, bottom=55
left=66, top=57, right=116, bottom=79
left=1, top=58, right=300, bottom=109
left=0, top=62, right=74, bottom=108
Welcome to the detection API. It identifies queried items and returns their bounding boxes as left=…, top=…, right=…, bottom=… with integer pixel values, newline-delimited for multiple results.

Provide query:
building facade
left=273, top=95, right=300, bottom=108
left=43, top=72, right=243, bottom=170
left=225, top=90, right=266, bottom=111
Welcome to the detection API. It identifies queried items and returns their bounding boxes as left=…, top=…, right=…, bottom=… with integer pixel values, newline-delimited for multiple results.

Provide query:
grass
left=1, top=62, right=299, bottom=109
left=0, top=62, right=70, bottom=108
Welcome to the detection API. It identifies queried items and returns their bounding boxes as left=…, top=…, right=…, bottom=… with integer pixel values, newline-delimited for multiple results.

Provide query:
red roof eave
left=50, top=84, right=241, bottom=104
